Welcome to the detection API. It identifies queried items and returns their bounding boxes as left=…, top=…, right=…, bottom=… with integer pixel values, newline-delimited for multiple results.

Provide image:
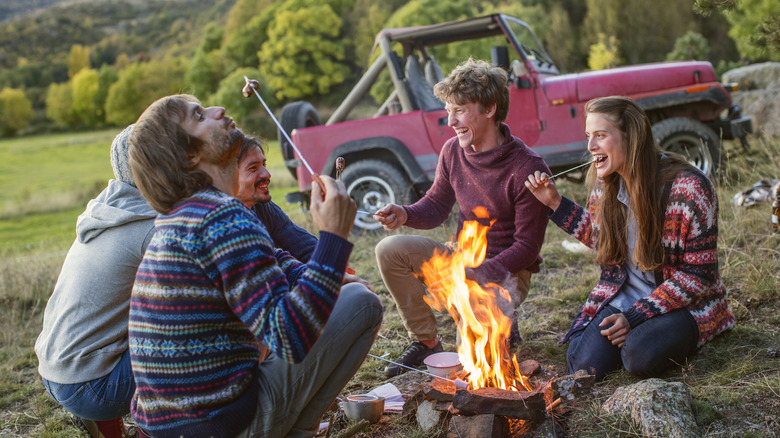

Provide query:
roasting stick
left=242, top=76, right=325, bottom=194
left=539, top=159, right=594, bottom=183
left=367, top=353, right=469, bottom=389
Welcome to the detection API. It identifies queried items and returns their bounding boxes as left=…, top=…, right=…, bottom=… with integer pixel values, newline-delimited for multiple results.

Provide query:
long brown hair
left=585, top=96, right=693, bottom=271
left=128, top=94, right=212, bottom=213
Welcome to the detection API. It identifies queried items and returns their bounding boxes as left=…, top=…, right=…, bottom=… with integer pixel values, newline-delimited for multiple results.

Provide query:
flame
left=420, top=207, right=532, bottom=391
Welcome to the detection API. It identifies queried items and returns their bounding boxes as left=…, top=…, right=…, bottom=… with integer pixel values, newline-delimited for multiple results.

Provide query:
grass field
left=0, top=130, right=778, bottom=437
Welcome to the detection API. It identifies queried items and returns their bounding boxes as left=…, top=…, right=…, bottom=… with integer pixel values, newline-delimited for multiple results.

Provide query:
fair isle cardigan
left=129, top=187, right=351, bottom=438
left=550, top=168, right=734, bottom=348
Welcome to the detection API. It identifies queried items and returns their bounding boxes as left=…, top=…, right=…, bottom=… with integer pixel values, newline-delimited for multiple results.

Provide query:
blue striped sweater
left=129, top=187, right=352, bottom=438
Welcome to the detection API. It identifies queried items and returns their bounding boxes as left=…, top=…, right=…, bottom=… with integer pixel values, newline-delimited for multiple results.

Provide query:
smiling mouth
left=593, top=155, right=607, bottom=164
left=455, top=128, right=469, bottom=135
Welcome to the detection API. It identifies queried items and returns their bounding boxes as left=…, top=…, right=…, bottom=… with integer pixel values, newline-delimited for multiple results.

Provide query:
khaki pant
left=375, top=234, right=530, bottom=342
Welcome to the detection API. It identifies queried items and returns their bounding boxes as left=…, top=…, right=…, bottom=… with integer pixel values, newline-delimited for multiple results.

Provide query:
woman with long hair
left=525, top=96, right=734, bottom=380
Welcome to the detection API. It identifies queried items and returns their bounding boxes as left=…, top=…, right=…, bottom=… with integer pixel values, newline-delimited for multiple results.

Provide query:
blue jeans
left=41, top=350, right=134, bottom=420
left=236, top=283, right=383, bottom=438
left=567, top=305, right=698, bottom=381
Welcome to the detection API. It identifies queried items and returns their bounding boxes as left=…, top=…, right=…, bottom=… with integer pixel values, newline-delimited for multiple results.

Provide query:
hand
left=372, top=203, right=407, bottom=231
left=599, top=313, right=631, bottom=348
left=310, top=175, right=356, bottom=239
left=524, top=171, right=562, bottom=212
left=342, top=273, right=373, bottom=291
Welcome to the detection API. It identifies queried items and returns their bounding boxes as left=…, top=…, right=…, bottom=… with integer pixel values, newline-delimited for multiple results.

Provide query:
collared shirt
left=610, top=181, right=656, bottom=311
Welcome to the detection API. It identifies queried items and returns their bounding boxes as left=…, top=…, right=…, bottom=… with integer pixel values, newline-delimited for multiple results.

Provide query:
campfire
left=397, top=208, right=595, bottom=436
left=419, top=207, right=532, bottom=392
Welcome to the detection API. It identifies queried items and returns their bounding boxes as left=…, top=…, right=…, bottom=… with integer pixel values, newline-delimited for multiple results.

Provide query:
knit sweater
left=129, top=187, right=352, bottom=438
left=253, top=201, right=317, bottom=262
left=404, top=123, right=550, bottom=283
left=550, top=168, right=734, bottom=347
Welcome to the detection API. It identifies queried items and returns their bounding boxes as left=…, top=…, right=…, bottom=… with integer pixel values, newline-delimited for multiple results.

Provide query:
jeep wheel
left=340, top=160, right=414, bottom=233
left=278, top=101, right=321, bottom=178
left=652, top=117, right=720, bottom=177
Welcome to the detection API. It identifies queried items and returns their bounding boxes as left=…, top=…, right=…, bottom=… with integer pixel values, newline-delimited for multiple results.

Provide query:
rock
left=722, top=62, right=780, bottom=138
left=601, top=378, right=699, bottom=438
left=446, top=413, right=508, bottom=438
left=416, top=399, right=451, bottom=431
left=551, top=369, right=595, bottom=401
left=518, top=359, right=540, bottom=377
left=723, top=62, right=780, bottom=91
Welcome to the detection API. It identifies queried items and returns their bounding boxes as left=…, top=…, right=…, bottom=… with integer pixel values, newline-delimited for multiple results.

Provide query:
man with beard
left=127, top=94, right=382, bottom=438
left=235, top=136, right=371, bottom=289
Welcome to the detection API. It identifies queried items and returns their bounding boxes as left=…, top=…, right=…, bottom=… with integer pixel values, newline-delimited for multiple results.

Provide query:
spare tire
left=652, top=117, right=721, bottom=177
left=278, top=101, right=321, bottom=178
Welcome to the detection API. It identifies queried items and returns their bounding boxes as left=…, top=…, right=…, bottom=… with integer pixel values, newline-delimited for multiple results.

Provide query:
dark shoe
left=384, top=340, right=444, bottom=377
left=507, top=317, right=522, bottom=351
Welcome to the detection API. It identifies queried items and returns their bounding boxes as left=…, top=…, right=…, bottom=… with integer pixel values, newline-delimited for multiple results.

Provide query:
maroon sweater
left=404, top=124, right=550, bottom=283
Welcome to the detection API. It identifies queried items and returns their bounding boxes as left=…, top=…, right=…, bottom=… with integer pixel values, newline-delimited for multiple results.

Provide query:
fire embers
left=419, top=207, right=531, bottom=392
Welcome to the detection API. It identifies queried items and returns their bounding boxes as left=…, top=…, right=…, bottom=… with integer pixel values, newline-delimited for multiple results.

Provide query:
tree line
left=0, top=0, right=777, bottom=137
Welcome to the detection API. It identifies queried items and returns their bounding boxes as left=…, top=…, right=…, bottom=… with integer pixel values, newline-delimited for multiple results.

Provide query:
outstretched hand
left=372, top=203, right=407, bottom=231
left=524, top=171, right=563, bottom=212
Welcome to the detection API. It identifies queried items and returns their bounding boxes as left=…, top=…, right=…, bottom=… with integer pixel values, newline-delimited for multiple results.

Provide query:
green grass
left=0, top=132, right=778, bottom=436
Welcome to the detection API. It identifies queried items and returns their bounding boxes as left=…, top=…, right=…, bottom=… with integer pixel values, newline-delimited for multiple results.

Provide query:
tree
left=221, top=7, right=279, bottom=71
left=588, top=33, right=621, bottom=70
left=0, top=88, right=34, bottom=136
left=666, top=31, right=710, bottom=62
left=68, top=44, right=91, bottom=79
left=105, top=57, right=189, bottom=125
left=259, top=2, right=351, bottom=101
left=46, top=82, right=78, bottom=127
left=71, top=68, right=102, bottom=126
left=185, top=49, right=226, bottom=100
left=697, top=0, right=780, bottom=61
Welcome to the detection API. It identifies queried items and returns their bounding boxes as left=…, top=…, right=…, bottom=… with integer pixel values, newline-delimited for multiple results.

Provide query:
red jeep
left=279, top=13, right=752, bottom=232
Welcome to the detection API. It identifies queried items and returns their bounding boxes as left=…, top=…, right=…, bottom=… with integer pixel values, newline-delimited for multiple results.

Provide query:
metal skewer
left=243, top=76, right=316, bottom=176
left=540, top=159, right=594, bottom=183
left=367, top=353, right=469, bottom=388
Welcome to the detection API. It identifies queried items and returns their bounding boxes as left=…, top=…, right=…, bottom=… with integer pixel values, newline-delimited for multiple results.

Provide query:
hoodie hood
left=76, top=179, right=157, bottom=243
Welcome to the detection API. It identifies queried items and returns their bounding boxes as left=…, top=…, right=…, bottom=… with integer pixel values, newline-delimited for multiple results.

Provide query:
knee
left=375, top=235, right=404, bottom=268
left=621, top=343, right=671, bottom=378
left=340, top=283, right=383, bottom=323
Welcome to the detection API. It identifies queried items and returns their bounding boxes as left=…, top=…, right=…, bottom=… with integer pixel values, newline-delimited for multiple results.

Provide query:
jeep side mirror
left=491, top=46, right=510, bottom=70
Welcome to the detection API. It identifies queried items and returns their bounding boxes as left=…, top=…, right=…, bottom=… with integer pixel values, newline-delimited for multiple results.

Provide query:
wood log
left=451, top=387, right=546, bottom=420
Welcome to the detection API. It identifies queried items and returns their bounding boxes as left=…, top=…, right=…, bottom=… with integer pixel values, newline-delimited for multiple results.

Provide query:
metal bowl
left=341, top=394, right=385, bottom=424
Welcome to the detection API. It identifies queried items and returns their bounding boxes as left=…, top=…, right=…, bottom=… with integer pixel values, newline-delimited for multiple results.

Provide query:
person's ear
left=188, top=154, right=201, bottom=168
left=485, top=103, right=497, bottom=118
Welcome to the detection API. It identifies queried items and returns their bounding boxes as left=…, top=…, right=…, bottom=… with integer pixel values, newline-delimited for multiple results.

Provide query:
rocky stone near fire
left=416, top=399, right=452, bottom=432
left=601, top=378, right=699, bottom=438
left=518, top=359, right=540, bottom=377
left=452, top=388, right=546, bottom=420
left=447, top=413, right=508, bottom=438
left=424, top=378, right=458, bottom=401
left=552, top=369, right=595, bottom=401
left=723, top=62, right=780, bottom=138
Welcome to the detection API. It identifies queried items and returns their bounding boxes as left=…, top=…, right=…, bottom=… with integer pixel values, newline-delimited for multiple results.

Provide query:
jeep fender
left=635, top=86, right=729, bottom=121
left=321, top=137, right=430, bottom=190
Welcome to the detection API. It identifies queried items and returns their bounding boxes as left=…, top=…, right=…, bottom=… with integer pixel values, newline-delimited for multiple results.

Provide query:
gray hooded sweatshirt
left=35, top=179, right=156, bottom=384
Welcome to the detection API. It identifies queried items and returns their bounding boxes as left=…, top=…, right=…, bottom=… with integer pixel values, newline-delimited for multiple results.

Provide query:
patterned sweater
left=129, top=187, right=352, bottom=438
left=550, top=169, right=734, bottom=348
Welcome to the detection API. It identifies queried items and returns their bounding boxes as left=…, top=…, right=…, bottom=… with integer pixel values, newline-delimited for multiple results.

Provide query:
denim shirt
left=610, top=181, right=656, bottom=311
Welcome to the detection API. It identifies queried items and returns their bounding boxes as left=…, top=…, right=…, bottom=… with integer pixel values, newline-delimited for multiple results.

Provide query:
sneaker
left=72, top=416, right=126, bottom=438
left=384, top=340, right=443, bottom=377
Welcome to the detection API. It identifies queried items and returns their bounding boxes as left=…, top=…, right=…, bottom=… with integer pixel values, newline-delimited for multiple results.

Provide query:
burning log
left=451, top=387, right=546, bottom=421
